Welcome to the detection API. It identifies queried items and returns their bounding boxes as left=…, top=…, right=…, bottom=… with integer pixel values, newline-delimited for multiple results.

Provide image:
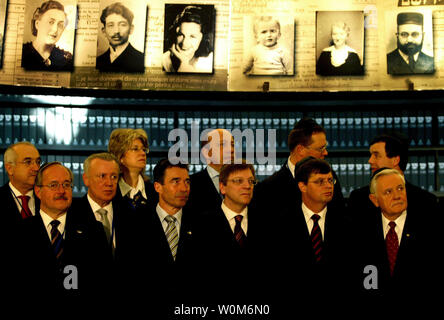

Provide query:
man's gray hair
left=4, top=141, right=37, bottom=165
left=369, top=168, right=405, bottom=194
left=83, top=152, right=120, bottom=176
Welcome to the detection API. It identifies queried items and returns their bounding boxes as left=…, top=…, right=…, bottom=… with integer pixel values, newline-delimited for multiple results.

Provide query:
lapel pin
left=76, top=230, right=83, bottom=234
left=187, top=231, right=192, bottom=235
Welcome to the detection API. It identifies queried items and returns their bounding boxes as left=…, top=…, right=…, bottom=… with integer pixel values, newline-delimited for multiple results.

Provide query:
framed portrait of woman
left=0, top=0, right=8, bottom=68
left=21, top=0, right=77, bottom=72
left=315, top=11, right=364, bottom=76
left=162, top=3, right=215, bottom=74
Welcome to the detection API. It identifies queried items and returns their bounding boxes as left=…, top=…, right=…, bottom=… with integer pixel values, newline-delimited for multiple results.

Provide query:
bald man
left=186, top=128, right=235, bottom=215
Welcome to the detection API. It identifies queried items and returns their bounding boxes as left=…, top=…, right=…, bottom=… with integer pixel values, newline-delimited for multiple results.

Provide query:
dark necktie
left=310, top=214, right=323, bottom=263
left=408, top=54, right=415, bottom=69
left=18, top=195, right=32, bottom=219
left=50, top=220, right=64, bottom=261
left=386, top=221, right=399, bottom=276
left=234, top=215, right=247, bottom=248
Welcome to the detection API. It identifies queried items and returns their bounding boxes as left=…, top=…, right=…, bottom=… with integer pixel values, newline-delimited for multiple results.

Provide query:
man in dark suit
left=0, top=142, right=41, bottom=293
left=387, top=12, right=434, bottom=75
left=96, top=2, right=144, bottom=73
left=252, top=118, right=344, bottom=214
left=136, top=158, right=196, bottom=311
left=357, top=168, right=435, bottom=299
left=267, top=158, right=350, bottom=314
left=193, top=161, right=269, bottom=303
left=24, top=162, right=110, bottom=299
left=348, top=133, right=438, bottom=220
left=187, top=128, right=234, bottom=215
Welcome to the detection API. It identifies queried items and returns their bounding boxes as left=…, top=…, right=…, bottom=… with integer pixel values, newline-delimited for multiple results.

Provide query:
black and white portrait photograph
left=242, top=15, right=294, bottom=76
left=316, top=11, right=364, bottom=76
left=96, top=0, right=147, bottom=73
left=21, top=0, right=77, bottom=72
left=386, top=9, right=434, bottom=75
left=0, top=0, right=8, bottom=68
left=162, top=4, right=215, bottom=74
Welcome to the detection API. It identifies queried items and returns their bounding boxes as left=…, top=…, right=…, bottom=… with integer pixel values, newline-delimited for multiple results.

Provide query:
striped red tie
left=50, top=220, right=64, bottom=261
left=386, top=221, right=399, bottom=276
left=18, top=195, right=32, bottom=219
left=310, top=214, right=323, bottom=263
left=234, top=215, right=247, bottom=248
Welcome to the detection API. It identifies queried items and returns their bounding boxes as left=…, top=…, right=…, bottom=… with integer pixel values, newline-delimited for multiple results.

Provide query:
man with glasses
left=23, top=161, right=110, bottom=295
left=387, top=12, right=434, bottom=75
left=193, top=161, right=270, bottom=303
left=253, top=118, right=344, bottom=214
left=1, top=141, right=41, bottom=295
left=271, top=158, right=350, bottom=311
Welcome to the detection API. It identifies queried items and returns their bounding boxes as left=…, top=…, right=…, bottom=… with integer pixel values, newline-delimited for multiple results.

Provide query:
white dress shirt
left=9, top=182, right=36, bottom=216
left=40, top=210, right=67, bottom=240
left=382, top=210, right=407, bottom=245
left=301, top=202, right=327, bottom=239
left=221, top=201, right=248, bottom=235
left=156, top=203, right=183, bottom=237
left=87, top=194, right=115, bottom=247
left=119, top=175, right=147, bottom=200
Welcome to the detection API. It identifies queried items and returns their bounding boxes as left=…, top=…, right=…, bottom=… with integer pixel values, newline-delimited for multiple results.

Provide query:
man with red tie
left=358, top=168, right=435, bottom=299
left=1, top=142, right=41, bottom=295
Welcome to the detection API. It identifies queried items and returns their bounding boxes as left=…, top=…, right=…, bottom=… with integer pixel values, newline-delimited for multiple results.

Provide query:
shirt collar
left=301, top=202, right=327, bottom=224
left=119, top=175, right=147, bottom=199
left=382, top=210, right=407, bottom=233
left=9, top=182, right=33, bottom=198
left=156, top=203, right=183, bottom=225
left=87, top=194, right=113, bottom=214
left=109, top=42, right=129, bottom=62
left=40, top=209, right=67, bottom=231
left=221, top=201, right=248, bottom=221
left=206, top=165, right=220, bottom=179
left=287, top=156, right=296, bottom=178
left=398, top=49, right=420, bottom=64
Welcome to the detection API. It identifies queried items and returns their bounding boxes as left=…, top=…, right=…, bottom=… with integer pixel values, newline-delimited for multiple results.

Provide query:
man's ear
left=369, top=194, right=379, bottom=208
left=219, top=182, right=226, bottom=196
left=130, top=24, right=134, bottom=35
left=34, top=185, right=41, bottom=200
left=154, top=181, right=162, bottom=194
left=298, top=181, right=307, bottom=193
left=82, top=173, right=89, bottom=188
left=5, top=162, right=14, bottom=177
left=391, top=155, right=401, bottom=168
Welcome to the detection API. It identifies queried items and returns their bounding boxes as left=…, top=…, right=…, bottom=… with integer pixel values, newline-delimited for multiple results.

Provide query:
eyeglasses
left=308, top=178, right=336, bottom=186
left=37, top=182, right=73, bottom=191
left=382, top=185, right=405, bottom=197
left=306, top=143, right=328, bottom=153
left=397, top=32, right=422, bottom=39
left=128, top=146, right=149, bottom=154
left=17, top=158, right=42, bottom=167
left=95, top=173, right=119, bottom=182
left=228, top=178, right=257, bottom=186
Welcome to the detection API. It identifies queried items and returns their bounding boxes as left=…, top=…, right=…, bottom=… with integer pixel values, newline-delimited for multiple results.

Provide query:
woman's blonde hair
left=108, top=128, right=149, bottom=178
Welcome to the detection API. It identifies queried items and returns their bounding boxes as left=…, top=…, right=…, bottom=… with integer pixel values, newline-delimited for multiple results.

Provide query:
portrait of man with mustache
left=387, top=11, right=434, bottom=75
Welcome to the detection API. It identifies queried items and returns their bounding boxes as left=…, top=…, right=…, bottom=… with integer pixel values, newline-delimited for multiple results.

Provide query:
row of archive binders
left=1, top=155, right=443, bottom=198
left=1, top=108, right=443, bottom=151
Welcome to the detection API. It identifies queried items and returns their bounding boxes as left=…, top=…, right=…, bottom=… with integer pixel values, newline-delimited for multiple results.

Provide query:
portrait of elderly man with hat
left=387, top=12, right=434, bottom=75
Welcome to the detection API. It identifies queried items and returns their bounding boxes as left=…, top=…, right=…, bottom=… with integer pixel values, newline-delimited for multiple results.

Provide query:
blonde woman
left=108, top=128, right=156, bottom=210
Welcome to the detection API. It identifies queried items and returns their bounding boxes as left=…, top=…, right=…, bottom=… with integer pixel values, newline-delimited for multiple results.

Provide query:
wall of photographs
left=1, top=0, right=444, bottom=92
